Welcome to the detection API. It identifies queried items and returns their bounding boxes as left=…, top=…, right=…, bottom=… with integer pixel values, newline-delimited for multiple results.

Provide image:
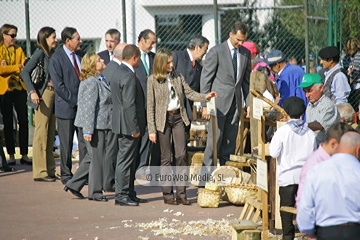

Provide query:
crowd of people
left=1, top=20, right=360, bottom=238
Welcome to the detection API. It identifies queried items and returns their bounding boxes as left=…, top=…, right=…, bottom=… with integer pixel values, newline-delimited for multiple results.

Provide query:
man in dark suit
left=49, top=27, right=87, bottom=184
left=101, top=42, right=127, bottom=192
left=172, top=35, right=209, bottom=122
left=98, top=29, right=121, bottom=65
left=109, top=45, right=146, bottom=206
left=134, top=29, right=161, bottom=172
left=200, top=21, right=251, bottom=167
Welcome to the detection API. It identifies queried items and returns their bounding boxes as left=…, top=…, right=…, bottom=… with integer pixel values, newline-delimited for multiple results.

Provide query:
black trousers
left=279, top=184, right=298, bottom=240
left=158, top=112, right=187, bottom=200
left=0, top=90, right=28, bottom=155
left=316, top=224, right=360, bottom=240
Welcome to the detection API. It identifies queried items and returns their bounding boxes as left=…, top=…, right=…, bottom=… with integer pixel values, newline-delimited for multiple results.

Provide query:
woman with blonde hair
left=20, top=26, right=58, bottom=181
left=64, top=52, right=116, bottom=201
left=0, top=24, right=30, bottom=166
left=147, top=48, right=216, bottom=205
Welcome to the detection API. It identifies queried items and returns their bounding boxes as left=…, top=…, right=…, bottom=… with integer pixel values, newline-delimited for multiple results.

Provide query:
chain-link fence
left=1, top=0, right=360, bottom=108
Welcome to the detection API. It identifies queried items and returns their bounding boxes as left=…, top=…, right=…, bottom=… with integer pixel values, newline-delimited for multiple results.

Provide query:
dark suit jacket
left=200, top=41, right=251, bottom=117
left=98, top=50, right=111, bottom=65
left=102, top=60, right=119, bottom=85
left=134, top=51, right=155, bottom=99
left=109, top=63, right=146, bottom=136
left=172, top=50, right=202, bottom=120
left=49, top=46, right=84, bottom=119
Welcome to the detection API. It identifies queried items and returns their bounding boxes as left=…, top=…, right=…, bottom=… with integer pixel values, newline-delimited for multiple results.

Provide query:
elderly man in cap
left=266, top=50, right=307, bottom=108
left=297, top=73, right=340, bottom=146
left=319, top=46, right=350, bottom=104
left=269, top=96, right=316, bottom=240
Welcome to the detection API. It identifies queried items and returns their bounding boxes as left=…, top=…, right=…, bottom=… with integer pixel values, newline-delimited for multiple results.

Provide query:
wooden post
left=212, top=115, right=217, bottom=166
left=259, top=115, right=268, bottom=240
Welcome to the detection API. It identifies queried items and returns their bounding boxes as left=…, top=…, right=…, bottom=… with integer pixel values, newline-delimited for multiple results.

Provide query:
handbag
left=24, top=53, right=45, bottom=86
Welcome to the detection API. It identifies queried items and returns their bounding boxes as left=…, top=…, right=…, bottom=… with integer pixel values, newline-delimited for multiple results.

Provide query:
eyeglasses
left=4, top=33, right=17, bottom=38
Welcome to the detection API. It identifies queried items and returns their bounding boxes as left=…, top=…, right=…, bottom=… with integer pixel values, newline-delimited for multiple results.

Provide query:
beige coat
left=147, top=70, right=208, bottom=134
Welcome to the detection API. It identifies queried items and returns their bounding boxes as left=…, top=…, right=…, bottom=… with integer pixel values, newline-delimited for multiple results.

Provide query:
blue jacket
left=277, top=63, right=308, bottom=107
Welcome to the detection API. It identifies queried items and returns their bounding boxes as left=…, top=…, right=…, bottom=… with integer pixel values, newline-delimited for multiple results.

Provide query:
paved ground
left=1, top=151, right=247, bottom=240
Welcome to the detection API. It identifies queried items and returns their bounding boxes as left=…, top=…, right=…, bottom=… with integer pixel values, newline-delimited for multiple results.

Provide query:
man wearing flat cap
left=319, top=46, right=350, bottom=104
left=297, top=73, right=340, bottom=145
left=269, top=96, right=316, bottom=240
left=266, top=50, right=307, bottom=108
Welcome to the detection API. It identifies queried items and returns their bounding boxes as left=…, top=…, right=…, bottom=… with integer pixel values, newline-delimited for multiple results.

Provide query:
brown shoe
left=164, top=198, right=178, bottom=205
left=176, top=198, right=191, bottom=205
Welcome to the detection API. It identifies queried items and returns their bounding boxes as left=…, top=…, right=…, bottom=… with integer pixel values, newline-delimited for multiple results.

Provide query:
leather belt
left=338, top=222, right=360, bottom=226
left=167, top=109, right=180, bottom=114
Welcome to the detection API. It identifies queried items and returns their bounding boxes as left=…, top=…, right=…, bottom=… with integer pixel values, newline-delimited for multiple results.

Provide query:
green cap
left=297, top=73, right=323, bottom=88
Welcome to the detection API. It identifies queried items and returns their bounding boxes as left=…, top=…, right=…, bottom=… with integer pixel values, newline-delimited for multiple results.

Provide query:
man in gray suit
left=200, top=21, right=251, bottom=167
left=49, top=27, right=87, bottom=184
left=101, top=43, right=127, bottom=192
left=98, top=29, right=121, bottom=65
left=109, top=45, right=146, bottom=206
left=135, top=29, right=161, bottom=172
left=172, top=35, right=209, bottom=122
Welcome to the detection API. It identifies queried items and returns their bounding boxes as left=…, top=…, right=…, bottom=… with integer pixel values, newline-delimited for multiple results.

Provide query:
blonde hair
left=343, top=37, right=360, bottom=57
left=153, top=48, right=173, bottom=81
left=80, top=52, right=98, bottom=81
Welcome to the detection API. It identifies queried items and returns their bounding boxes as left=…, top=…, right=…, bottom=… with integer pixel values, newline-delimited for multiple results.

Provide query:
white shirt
left=121, top=61, right=135, bottom=73
left=167, top=76, right=180, bottom=111
left=227, top=39, right=239, bottom=80
left=63, top=45, right=81, bottom=69
left=186, top=48, right=194, bottom=62
left=269, top=120, right=316, bottom=186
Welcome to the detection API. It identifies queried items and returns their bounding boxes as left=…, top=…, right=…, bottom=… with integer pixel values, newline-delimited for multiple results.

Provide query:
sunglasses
left=4, top=33, right=17, bottom=38
left=170, top=86, right=176, bottom=99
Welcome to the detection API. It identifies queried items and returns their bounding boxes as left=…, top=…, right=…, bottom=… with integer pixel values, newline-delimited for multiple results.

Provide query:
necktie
left=142, top=52, right=149, bottom=75
left=191, top=60, right=196, bottom=68
left=72, top=52, right=80, bottom=79
left=134, top=71, right=139, bottom=78
left=232, top=48, right=237, bottom=81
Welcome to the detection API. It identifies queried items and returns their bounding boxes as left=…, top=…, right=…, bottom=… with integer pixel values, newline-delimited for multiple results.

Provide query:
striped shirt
left=306, top=94, right=340, bottom=145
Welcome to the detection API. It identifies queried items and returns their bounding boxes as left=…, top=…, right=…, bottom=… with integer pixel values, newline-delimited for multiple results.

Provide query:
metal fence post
left=334, top=0, right=338, bottom=46
left=328, top=3, right=333, bottom=46
left=122, top=0, right=127, bottom=43
left=304, top=0, right=309, bottom=73
left=25, top=0, right=33, bottom=126
left=213, top=0, right=219, bottom=45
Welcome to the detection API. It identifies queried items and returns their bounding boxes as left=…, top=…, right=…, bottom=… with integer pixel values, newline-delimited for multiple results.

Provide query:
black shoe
left=20, top=158, right=32, bottom=165
left=130, top=196, right=147, bottom=203
left=176, top=197, right=191, bottom=205
left=163, top=198, right=178, bottom=205
left=34, top=176, right=56, bottom=182
left=8, top=160, right=16, bottom=166
left=64, top=186, right=84, bottom=199
left=89, top=196, right=108, bottom=202
left=49, top=174, right=61, bottom=180
left=115, top=197, right=139, bottom=206
left=0, top=167, right=16, bottom=172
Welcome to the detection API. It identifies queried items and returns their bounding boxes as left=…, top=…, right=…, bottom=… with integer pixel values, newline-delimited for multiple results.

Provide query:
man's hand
left=306, top=234, right=317, bottom=240
left=132, top=132, right=140, bottom=138
left=84, top=135, right=92, bottom=142
left=202, top=107, right=210, bottom=120
left=149, top=133, right=157, bottom=143
left=205, top=91, right=217, bottom=100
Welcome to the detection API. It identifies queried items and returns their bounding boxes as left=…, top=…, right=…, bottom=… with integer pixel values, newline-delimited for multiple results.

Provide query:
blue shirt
left=297, top=153, right=360, bottom=235
left=276, top=63, right=308, bottom=107
left=62, top=45, right=81, bottom=69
